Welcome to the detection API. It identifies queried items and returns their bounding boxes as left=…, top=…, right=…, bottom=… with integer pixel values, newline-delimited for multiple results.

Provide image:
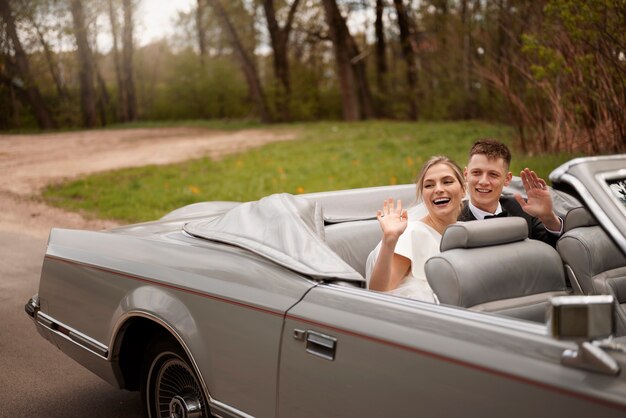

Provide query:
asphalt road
left=0, top=230, right=142, bottom=417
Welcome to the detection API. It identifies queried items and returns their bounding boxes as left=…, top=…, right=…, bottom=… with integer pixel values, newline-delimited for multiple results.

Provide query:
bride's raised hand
left=377, top=198, right=408, bottom=242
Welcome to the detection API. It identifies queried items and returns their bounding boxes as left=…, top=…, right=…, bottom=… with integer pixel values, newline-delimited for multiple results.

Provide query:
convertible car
left=26, top=155, right=626, bottom=418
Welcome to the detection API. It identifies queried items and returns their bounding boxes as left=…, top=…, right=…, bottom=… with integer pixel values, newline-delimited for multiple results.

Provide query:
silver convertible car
left=26, top=155, right=626, bottom=418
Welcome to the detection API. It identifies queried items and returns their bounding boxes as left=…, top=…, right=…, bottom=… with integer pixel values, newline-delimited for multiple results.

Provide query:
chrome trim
left=25, top=296, right=39, bottom=318
left=209, top=399, right=255, bottom=418
left=111, top=311, right=209, bottom=397
left=36, top=311, right=109, bottom=358
left=305, top=330, right=337, bottom=361
left=560, top=173, right=626, bottom=252
left=562, top=341, right=620, bottom=375
left=564, top=265, right=585, bottom=295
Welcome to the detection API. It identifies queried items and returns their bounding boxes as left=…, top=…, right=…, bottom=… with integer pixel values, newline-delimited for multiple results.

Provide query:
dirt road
left=0, top=127, right=296, bottom=237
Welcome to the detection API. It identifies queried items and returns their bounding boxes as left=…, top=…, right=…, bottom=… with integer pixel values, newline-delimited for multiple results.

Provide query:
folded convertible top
left=184, top=193, right=364, bottom=282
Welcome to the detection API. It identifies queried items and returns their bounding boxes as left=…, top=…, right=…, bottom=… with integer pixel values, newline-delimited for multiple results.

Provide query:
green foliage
left=2, top=0, right=623, bottom=155
left=145, top=51, right=251, bottom=120
left=516, top=0, right=626, bottom=152
left=40, top=121, right=578, bottom=223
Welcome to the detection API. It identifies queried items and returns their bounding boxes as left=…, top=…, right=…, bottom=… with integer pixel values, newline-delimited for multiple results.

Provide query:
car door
left=278, top=284, right=626, bottom=417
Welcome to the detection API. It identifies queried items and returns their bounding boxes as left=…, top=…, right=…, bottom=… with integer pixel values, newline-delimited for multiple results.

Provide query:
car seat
left=557, top=207, right=626, bottom=335
left=425, top=217, right=569, bottom=323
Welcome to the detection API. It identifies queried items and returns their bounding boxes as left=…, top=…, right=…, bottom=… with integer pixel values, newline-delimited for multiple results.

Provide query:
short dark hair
left=469, top=139, right=511, bottom=169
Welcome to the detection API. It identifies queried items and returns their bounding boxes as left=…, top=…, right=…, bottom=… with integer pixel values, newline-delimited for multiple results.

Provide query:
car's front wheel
left=141, top=336, right=209, bottom=418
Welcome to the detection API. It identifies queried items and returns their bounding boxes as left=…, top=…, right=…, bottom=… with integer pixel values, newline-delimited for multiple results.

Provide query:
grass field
left=43, top=120, right=579, bottom=223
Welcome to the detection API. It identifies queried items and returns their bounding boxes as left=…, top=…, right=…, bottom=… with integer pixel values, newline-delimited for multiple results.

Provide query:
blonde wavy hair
left=414, top=155, right=465, bottom=203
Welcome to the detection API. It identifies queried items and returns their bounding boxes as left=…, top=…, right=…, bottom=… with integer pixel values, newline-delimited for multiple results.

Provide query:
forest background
left=0, top=0, right=624, bottom=155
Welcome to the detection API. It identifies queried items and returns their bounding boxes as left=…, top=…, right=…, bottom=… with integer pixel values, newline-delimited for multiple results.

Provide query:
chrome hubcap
left=168, top=394, right=202, bottom=418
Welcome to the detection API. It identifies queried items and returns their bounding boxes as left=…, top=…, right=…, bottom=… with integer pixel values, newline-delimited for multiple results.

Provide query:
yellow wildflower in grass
left=188, top=185, right=201, bottom=195
left=390, top=176, right=398, bottom=185
left=276, top=167, right=285, bottom=174
left=296, top=186, right=305, bottom=194
left=406, top=156, right=414, bottom=166
left=235, top=160, right=243, bottom=168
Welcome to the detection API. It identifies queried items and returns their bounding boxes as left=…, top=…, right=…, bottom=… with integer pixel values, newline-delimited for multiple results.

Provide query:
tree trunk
left=9, top=82, right=20, bottom=129
left=321, top=0, right=374, bottom=120
left=393, top=0, right=419, bottom=120
left=70, top=0, right=98, bottom=128
left=108, top=0, right=127, bottom=121
left=96, top=69, right=109, bottom=126
left=0, top=0, right=56, bottom=129
left=208, top=0, right=272, bottom=123
left=460, top=0, right=475, bottom=118
left=93, top=50, right=111, bottom=127
left=196, top=0, right=207, bottom=61
left=0, top=71, right=25, bottom=128
left=32, top=19, right=68, bottom=100
left=262, top=0, right=300, bottom=121
left=122, top=0, right=136, bottom=121
left=375, top=0, right=388, bottom=94
left=434, top=0, right=449, bottom=49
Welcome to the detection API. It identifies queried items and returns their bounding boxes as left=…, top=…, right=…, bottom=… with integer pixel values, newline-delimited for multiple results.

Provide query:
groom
left=458, top=140, right=563, bottom=247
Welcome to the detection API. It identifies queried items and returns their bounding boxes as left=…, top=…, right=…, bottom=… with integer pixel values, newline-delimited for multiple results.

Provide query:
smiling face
left=421, top=163, right=465, bottom=221
left=464, top=154, right=512, bottom=213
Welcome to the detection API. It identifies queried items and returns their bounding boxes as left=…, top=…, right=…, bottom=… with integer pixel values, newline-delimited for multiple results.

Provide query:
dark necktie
left=484, top=211, right=508, bottom=219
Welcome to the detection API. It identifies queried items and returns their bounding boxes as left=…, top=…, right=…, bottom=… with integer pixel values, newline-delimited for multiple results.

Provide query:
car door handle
left=305, top=330, right=337, bottom=361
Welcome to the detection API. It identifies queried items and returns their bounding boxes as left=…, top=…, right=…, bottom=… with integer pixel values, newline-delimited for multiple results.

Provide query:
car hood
left=184, top=193, right=364, bottom=282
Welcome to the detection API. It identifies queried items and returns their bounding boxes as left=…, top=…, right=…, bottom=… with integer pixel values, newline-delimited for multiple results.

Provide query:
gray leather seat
left=325, top=219, right=381, bottom=278
left=557, top=207, right=626, bottom=335
left=425, top=217, right=568, bottom=322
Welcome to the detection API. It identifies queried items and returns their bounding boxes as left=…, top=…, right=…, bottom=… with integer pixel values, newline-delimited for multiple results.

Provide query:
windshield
left=607, top=178, right=626, bottom=207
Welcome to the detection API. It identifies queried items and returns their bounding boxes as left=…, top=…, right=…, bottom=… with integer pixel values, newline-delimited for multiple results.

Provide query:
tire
left=141, top=336, right=210, bottom=418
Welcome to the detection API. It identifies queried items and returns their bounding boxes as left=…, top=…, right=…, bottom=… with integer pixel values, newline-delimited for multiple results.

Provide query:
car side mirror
left=550, top=295, right=615, bottom=340
left=549, top=295, right=619, bottom=375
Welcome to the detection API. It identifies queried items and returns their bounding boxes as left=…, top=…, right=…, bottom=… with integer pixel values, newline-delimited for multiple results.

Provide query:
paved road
left=0, top=230, right=142, bottom=417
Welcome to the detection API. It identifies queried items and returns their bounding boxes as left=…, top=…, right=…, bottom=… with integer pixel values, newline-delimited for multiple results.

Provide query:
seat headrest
left=563, top=206, right=598, bottom=232
left=441, top=217, right=528, bottom=251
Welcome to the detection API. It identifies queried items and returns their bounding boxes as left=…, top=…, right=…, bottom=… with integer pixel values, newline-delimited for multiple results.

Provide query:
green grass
left=43, top=120, right=578, bottom=223
left=103, top=118, right=263, bottom=131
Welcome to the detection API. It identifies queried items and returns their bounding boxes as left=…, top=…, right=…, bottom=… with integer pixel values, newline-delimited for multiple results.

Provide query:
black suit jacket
left=458, top=196, right=559, bottom=247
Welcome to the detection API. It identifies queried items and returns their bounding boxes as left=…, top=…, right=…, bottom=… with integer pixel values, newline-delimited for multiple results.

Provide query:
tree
left=0, top=0, right=56, bottom=129
left=28, top=8, right=69, bottom=100
left=374, top=0, right=388, bottom=94
left=321, top=0, right=374, bottom=121
left=196, top=0, right=207, bottom=60
left=108, top=0, right=127, bottom=121
left=70, top=0, right=98, bottom=127
left=122, top=0, right=136, bottom=121
left=207, top=0, right=272, bottom=123
left=522, top=0, right=625, bottom=152
left=262, top=0, right=301, bottom=121
left=393, top=0, right=419, bottom=120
